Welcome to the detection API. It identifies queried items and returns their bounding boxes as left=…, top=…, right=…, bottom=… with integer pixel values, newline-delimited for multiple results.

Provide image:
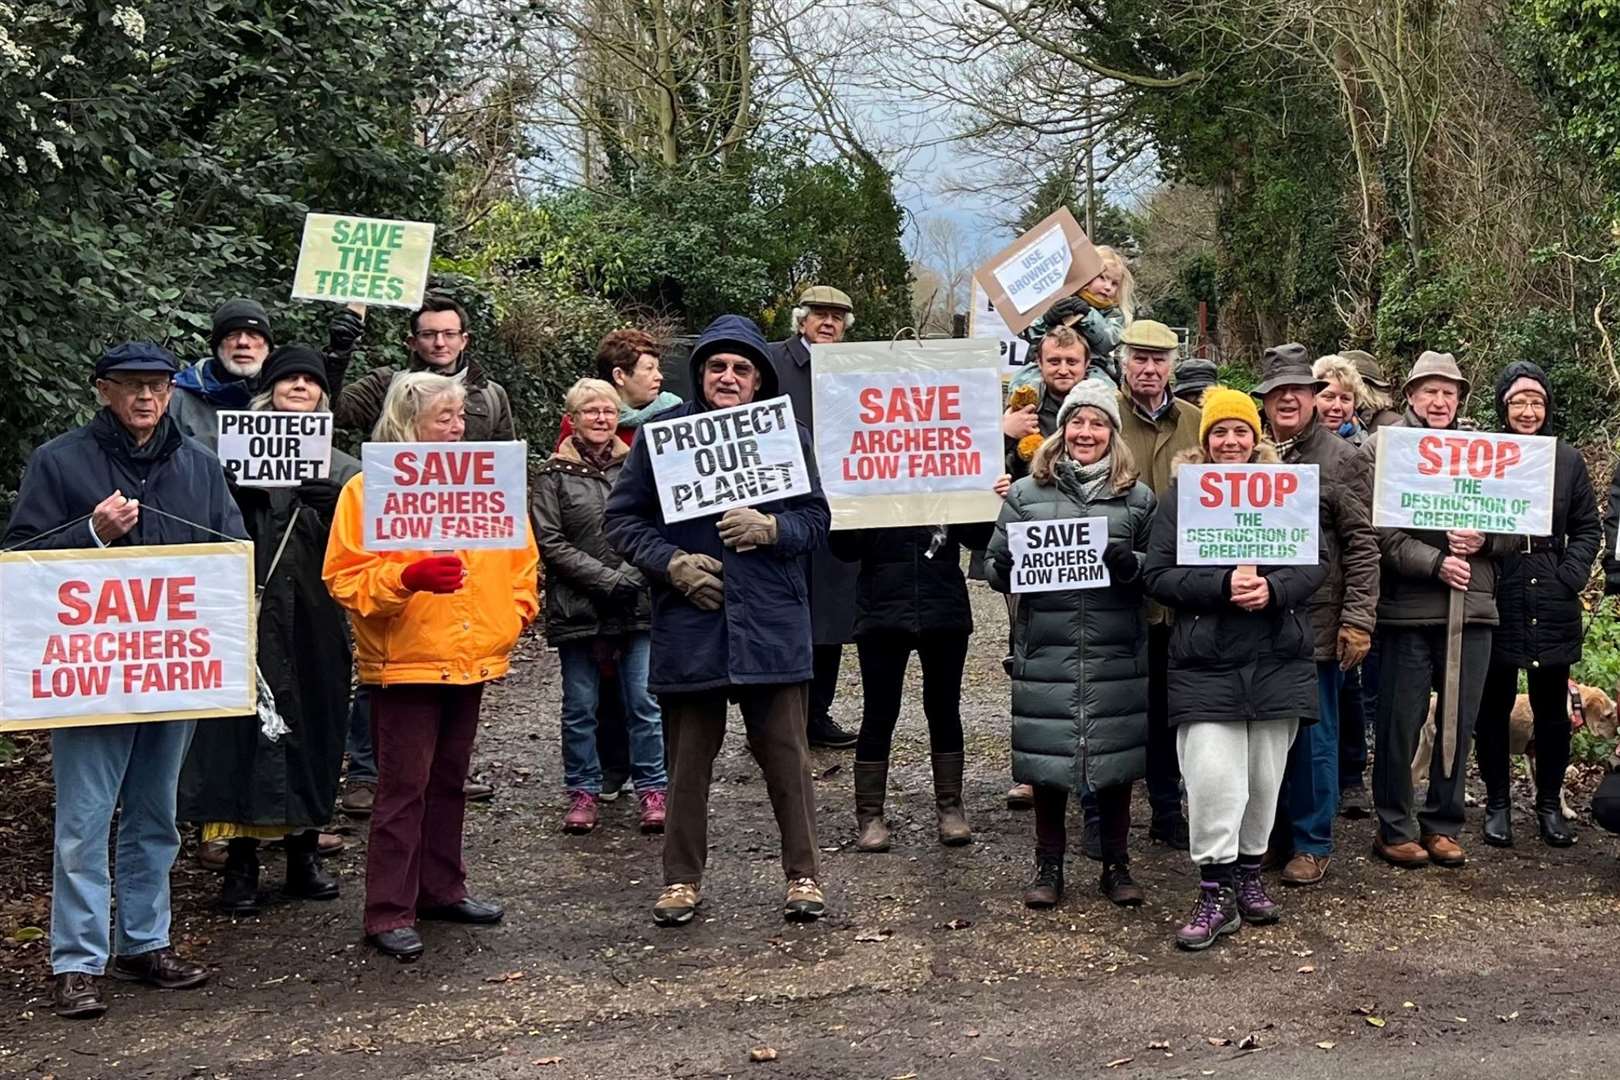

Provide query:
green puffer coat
left=986, top=462, right=1156, bottom=793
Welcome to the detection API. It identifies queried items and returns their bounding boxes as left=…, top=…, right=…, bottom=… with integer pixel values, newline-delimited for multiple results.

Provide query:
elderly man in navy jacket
left=4, top=343, right=247, bottom=1020
left=606, top=315, right=832, bottom=928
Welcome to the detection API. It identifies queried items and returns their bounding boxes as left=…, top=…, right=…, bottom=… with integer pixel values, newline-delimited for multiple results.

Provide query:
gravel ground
left=3, top=580, right=1620, bottom=1079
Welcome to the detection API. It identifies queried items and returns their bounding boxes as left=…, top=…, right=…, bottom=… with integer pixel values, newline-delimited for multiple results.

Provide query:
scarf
left=173, top=357, right=255, bottom=408
left=90, top=408, right=181, bottom=466
left=617, top=390, right=682, bottom=430
left=1055, top=453, right=1114, bottom=505
left=570, top=435, right=617, bottom=473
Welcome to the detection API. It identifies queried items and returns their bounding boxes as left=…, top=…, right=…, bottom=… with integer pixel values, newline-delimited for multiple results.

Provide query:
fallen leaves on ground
left=749, top=1046, right=778, bottom=1062
left=1104, top=1057, right=1133, bottom=1069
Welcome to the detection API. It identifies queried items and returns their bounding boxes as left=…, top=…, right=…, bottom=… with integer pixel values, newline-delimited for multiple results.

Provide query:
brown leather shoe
left=110, top=948, right=209, bottom=990
left=1281, top=853, right=1330, bottom=886
left=1421, top=833, right=1467, bottom=867
left=52, top=973, right=107, bottom=1019
left=1373, top=836, right=1431, bottom=869
left=1006, top=783, right=1035, bottom=810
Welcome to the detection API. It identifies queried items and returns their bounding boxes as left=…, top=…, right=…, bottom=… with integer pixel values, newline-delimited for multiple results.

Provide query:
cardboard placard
left=1372, top=426, right=1556, bottom=534
left=972, top=208, right=1103, bottom=335
left=811, top=339, right=1005, bottom=530
left=643, top=398, right=812, bottom=524
left=1176, top=464, right=1320, bottom=565
left=968, top=279, right=1031, bottom=371
left=1007, top=517, right=1111, bottom=593
left=216, top=411, right=333, bottom=488
left=291, top=213, right=435, bottom=310
left=0, top=543, right=257, bottom=731
left=361, top=441, right=528, bottom=550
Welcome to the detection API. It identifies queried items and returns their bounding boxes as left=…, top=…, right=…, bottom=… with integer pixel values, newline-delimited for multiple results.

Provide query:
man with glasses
left=4, top=343, right=247, bottom=1019
left=1115, top=320, right=1202, bottom=851
left=168, top=298, right=275, bottom=449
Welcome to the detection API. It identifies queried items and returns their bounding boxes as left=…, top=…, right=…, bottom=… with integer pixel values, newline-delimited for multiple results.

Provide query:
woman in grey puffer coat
left=988, top=381, right=1156, bottom=911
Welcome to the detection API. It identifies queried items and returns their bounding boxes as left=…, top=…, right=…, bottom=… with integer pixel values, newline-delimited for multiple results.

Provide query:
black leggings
left=1035, top=783, right=1132, bottom=863
left=1475, top=660, right=1571, bottom=803
left=854, top=631, right=969, bottom=760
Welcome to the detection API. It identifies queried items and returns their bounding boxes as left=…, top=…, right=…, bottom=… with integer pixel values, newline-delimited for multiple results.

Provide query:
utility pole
left=1084, top=78, right=1097, bottom=236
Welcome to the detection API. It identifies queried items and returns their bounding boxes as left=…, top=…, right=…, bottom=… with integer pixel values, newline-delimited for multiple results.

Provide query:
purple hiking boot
left=1175, top=881, right=1240, bottom=951
left=1235, top=864, right=1281, bottom=924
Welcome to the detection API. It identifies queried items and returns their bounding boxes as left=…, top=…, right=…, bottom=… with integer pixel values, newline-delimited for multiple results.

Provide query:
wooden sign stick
left=1439, top=586, right=1465, bottom=778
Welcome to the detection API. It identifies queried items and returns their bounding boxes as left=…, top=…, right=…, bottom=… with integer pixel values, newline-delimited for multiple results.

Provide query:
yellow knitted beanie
left=1198, top=386, right=1261, bottom=446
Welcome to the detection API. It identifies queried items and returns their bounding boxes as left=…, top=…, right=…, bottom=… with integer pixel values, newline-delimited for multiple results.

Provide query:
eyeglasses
left=1505, top=395, right=1546, bottom=410
left=577, top=406, right=619, bottom=419
left=102, top=376, right=173, bottom=396
left=412, top=329, right=465, bottom=341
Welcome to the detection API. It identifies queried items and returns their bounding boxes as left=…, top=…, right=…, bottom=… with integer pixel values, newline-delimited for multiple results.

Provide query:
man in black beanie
left=170, top=298, right=275, bottom=449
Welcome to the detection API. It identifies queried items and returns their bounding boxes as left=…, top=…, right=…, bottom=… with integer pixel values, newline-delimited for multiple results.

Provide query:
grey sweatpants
left=1177, top=719, right=1300, bottom=866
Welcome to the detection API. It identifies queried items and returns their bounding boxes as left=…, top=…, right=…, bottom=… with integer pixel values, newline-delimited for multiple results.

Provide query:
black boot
left=216, top=838, right=260, bottom=916
left=1537, top=795, right=1576, bottom=848
left=285, top=830, right=340, bottom=900
left=1023, top=854, right=1063, bottom=908
left=1482, top=796, right=1513, bottom=848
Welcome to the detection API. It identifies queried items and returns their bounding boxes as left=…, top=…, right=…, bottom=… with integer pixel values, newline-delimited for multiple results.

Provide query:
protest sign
left=812, top=339, right=1004, bottom=530
left=216, top=410, right=332, bottom=488
left=968, top=280, right=1031, bottom=371
left=361, top=441, right=528, bottom=550
left=643, top=399, right=811, bottom=524
left=1372, top=426, right=1555, bottom=534
left=1176, top=465, right=1320, bottom=566
left=973, top=208, right=1103, bottom=335
left=0, top=542, right=256, bottom=731
left=1007, top=517, right=1110, bottom=593
left=291, top=213, right=435, bottom=310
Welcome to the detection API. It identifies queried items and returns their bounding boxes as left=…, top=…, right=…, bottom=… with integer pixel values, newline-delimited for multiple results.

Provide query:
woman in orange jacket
left=323, top=371, right=539, bottom=961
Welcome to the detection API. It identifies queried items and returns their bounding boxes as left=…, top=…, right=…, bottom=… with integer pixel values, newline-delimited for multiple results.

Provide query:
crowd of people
left=9, top=267, right=1620, bottom=1019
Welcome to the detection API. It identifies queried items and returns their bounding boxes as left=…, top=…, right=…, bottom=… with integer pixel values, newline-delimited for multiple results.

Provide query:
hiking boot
left=1281, top=853, right=1329, bottom=887
left=1338, top=786, right=1371, bottom=819
left=1023, top=855, right=1064, bottom=909
left=1421, top=833, right=1466, bottom=867
left=284, top=830, right=339, bottom=901
left=1374, top=835, right=1431, bottom=868
left=853, top=760, right=891, bottom=853
left=1175, top=882, right=1240, bottom=951
left=110, top=948, right=208, bottom=990
left=340, top=781, right=376, bottom=817
left=562, top=791, right=599, bottom=834
left=1006, top=782, right=1035, bottom=810
left=1483, top=798, right=1513, bottom=847
left=52, top=973, right=107, bottom=1019
left=784, top=878, right=827, bottom=922
left=1236, top=865, right=1281, bottom=924
left=1100, top=862, right=1143, bottom=907
left=808, top=717, right=858, bottom=750
left=931, top=752, right=972, bottom=846
left=216, top=838, right=260, bottom=916
left=638, top=790, right=667, bottom=834
left=653, top=882, right=701, bottom=927
left=1149, top=814, right=1190, bottom=850
left=1537, top=796, right=1576, bottom=848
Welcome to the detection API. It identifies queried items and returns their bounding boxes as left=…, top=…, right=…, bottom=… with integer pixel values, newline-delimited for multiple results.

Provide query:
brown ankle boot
left=931, top=752, right=972, bottom=846
left=853, top=760, right=891, bottom=852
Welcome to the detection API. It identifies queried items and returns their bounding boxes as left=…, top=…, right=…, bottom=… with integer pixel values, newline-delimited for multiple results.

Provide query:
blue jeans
left=558, top=633, right=666, bottom=794
left=346, top=684, right=377, bottom=784
left=51, top=720, right=195, bottom=975
left=1284, top=662, right=1342, bottom=856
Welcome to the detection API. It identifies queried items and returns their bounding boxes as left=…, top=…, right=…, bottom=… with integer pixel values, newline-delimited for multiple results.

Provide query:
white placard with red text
left=1372, top=426, right=1555, bottom=534
left=0, top=543, right=257, bottom=730
left=361, top=441, right=528, bottom=550
left=812, top=339, right=1004, bottom=529
left=1177, top=465, right=1320, bottom=565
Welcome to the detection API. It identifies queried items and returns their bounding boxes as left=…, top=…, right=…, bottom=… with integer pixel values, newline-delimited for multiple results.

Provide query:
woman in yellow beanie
left=1141, top=387, right=1327, bottom=950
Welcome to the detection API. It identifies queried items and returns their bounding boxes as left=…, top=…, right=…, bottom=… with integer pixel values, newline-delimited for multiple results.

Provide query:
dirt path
left=4, top=582, right=1620, bottom=1079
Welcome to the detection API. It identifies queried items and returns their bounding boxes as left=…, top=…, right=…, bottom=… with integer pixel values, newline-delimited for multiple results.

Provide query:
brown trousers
left=660, top=683, right=819, bottom=885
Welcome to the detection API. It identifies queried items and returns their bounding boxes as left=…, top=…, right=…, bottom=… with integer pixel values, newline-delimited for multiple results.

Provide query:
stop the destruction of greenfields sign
left=291, top=214, right=435, bottom=309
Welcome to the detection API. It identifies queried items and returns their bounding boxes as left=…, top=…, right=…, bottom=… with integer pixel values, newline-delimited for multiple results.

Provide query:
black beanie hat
left=211, top=298, right=275, bottom=352
left=260, top=345, right=330, bottom=396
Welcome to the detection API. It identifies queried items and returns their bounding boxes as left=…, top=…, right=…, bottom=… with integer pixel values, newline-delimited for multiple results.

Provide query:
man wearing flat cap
left=1115, top=319, right=1201, bottom=849
left=1172, top=357, right=1218, bottom=407
left=4, top=343, right=247, bottom=1019
left=169, top=298, right=275, bottom=449
left=769, top=285, right=860, bottom=750
left=1252, top=344, right=1379, bottom=887
left=1362, top=351, right=1515, bottom=871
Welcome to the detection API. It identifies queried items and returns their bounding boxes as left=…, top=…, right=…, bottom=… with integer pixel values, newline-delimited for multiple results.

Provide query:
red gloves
left=401, top=555, right=465, bottom=594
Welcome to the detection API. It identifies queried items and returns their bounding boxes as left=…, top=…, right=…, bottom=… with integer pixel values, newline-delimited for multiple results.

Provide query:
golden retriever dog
left=1413, top=683, right=1618, bottom=818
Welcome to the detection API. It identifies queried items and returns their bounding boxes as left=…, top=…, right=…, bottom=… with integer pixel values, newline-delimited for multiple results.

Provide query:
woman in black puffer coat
left=1474, top=362, right=1601, bottom=849
left=832, top=518, right=991, bottom=852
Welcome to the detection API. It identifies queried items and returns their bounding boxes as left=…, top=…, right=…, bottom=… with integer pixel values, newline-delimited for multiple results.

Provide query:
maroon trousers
left=364, top=683, right=484, bottom=934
